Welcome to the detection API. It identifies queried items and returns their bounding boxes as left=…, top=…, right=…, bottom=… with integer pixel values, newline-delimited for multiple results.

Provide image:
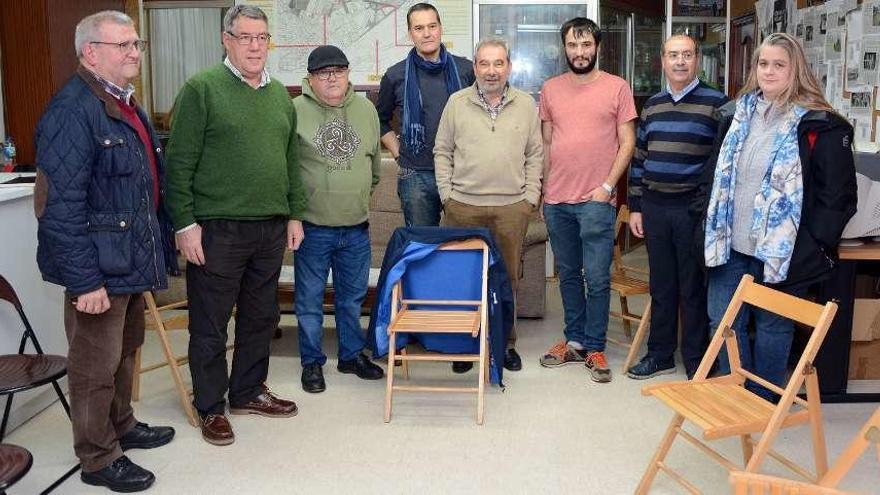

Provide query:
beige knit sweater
left=433, top=85, right=543, bottom=207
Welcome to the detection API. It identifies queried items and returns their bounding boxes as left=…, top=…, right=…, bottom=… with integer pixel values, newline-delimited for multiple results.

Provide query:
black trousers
left=642, top=193, right=709, bottom=374
left=187, top=218, right=286, bottom=416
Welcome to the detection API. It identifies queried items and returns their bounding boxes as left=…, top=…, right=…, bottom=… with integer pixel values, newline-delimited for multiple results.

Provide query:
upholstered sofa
left=161, top=158, right=548, bottom=319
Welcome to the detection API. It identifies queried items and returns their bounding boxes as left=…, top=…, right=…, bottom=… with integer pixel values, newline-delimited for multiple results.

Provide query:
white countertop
left=0, top=186, right=33, bottom=203
left=0, top=173, right=36, bottom=203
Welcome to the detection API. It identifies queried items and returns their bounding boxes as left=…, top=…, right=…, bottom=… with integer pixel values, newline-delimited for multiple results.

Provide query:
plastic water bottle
left=2, top=136, right=16, bottom=172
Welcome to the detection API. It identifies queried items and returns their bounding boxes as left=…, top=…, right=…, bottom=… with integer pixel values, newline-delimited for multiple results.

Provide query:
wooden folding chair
left=729, top=473, right=854, bottom=495
left=133, top=291, right=198, bottom=427
left=384, top=238, right=490, bottom=424
left=636, top=274, right=838, bottom=494
left=729, top=405, right=880, bottom=495
left=607, top=205, right=652, bottom=372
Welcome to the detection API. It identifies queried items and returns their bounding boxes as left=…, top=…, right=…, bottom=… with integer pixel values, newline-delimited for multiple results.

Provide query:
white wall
left=0, top=191, right=68, bottom=433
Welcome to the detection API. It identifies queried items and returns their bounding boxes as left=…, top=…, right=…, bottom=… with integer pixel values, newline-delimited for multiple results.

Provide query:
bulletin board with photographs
left=755, top=0, right=880, bottom=149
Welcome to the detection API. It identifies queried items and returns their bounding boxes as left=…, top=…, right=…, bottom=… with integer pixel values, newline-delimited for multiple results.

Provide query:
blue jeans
left=708, top=250, right=802, bottom=400
left=398, top=168, right=442, bottom=226
left=544, top=201, right=616, bottom=351
left=294, top=222, right=371, bottom=366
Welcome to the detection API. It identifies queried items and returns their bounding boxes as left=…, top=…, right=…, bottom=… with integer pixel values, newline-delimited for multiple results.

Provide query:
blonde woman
left=695, top=33, right=857, bottom=400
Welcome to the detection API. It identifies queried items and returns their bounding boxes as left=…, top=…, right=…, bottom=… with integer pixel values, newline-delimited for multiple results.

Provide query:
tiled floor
left=5, top=248, right=879, bottom=494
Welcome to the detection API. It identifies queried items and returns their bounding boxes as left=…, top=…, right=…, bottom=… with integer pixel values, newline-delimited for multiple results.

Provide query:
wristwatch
left=601, top=182, right=616, bottom=195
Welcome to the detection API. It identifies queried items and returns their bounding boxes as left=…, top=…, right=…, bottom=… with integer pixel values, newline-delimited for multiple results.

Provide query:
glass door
left=474, top=0, right=599, bottom=99
left=667, top=0, right=729, bottom=93
left=599, top=6, right=664, bottom=114
left=599, top=4, right=630, bottom=82
left=633, top=13, right=664, bottom=107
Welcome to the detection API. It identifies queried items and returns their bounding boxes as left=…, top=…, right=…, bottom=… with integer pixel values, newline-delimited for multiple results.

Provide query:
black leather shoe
left=119, top=422, right=175, bottom=451
left=81, top=455, right=155, bottom=493
left=301, top=364, right=326, bottom=393
left=504, top=348, right=522, bottom=371
left=452, top=361, right=473, bottom=373
left=338, top=353, right=384, bottom=380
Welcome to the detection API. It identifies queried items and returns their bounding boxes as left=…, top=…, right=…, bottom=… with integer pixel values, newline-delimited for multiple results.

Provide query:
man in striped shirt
left=627, top=34, right=729, bottom=380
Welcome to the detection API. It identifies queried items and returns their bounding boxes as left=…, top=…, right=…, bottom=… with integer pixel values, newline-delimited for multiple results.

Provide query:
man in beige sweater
left=434, top=37, right=543, bottom=372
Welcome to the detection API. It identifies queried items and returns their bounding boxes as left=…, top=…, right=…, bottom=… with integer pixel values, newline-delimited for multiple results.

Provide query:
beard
left=567, top=55, right=596, bottom=74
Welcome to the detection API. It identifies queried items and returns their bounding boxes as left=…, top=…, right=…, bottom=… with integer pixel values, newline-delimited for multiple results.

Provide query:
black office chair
left=0, top=275, right=70, bottom=441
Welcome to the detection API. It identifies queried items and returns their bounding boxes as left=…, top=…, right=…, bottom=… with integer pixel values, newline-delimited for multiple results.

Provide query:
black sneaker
left=118, top=422, right=175, bottom=451
left=452, top=361, right=473, bottom=373
left=301, top=364, right=326, bottom=393
left=626, top=355, right=676, bottom=380
left=504, top=348, right=522, bottom=371
left=337, top=353, right=384, bottom=380
left=81, top=455, right=155, bottom=493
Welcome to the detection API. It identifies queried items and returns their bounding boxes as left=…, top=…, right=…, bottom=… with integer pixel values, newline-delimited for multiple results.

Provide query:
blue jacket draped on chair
left=367, top=227, right=514, bottom=384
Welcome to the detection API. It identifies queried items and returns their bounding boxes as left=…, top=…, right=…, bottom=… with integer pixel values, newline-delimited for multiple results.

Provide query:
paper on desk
left=843, top=172, right=880, bottom=238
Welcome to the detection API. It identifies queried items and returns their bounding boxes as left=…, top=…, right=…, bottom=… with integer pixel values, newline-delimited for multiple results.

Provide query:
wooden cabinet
left=0, top=0, right=123, bottom=165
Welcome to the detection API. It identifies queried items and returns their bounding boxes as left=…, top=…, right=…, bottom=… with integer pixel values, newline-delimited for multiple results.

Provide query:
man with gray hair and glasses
left=35, top=10, right=176, bottom=492
left=434, top=38, right=543, bottom=372
left=166, top=4, right=305, bottom=446
left=626, top=34, right=727, bottom=381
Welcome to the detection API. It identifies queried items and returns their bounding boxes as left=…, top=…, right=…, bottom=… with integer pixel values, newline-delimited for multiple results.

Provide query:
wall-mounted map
left=244, top=0, right=473, bottom=86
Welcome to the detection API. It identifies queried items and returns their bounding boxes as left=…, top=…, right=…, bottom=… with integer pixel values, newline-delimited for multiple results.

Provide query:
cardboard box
left=849, top=339, right=880, bottom=379
left=851, top=298, right=880, bottom=341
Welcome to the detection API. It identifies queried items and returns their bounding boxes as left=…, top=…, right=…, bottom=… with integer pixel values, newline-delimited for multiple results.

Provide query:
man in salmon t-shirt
left=537, top=17, right=637, bottom=384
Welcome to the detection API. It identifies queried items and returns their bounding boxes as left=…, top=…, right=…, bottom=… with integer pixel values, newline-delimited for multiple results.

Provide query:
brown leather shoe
left=229, top=387, right=298, bottom=418
left=201, top=414, right=234, bottom=446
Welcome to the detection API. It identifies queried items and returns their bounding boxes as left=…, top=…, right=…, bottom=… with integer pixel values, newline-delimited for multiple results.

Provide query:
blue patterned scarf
left=402, top=44, right=462, bottom=156
left=704, top=91, right=807, bottom=283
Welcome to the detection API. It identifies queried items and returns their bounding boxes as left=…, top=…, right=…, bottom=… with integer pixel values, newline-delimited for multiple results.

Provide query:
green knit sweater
left=165, top=64, right=305, bottom=229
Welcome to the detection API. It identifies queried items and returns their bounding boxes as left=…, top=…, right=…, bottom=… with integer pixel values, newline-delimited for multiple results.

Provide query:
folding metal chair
left=0, top=275, right=70, bottom=440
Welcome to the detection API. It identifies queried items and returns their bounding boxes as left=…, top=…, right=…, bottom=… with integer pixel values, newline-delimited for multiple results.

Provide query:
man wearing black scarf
left=377, top=3, right=475, bottom=374
left=376, top=3, right=474, bottom=232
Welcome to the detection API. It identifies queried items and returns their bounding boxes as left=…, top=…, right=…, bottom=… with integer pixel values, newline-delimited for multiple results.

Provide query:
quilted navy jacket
left=34, top=66, right=177, bottom=296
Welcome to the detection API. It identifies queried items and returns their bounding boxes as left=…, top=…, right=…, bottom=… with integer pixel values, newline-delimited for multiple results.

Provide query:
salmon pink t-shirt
left=539, top=71, right=637, bottom=205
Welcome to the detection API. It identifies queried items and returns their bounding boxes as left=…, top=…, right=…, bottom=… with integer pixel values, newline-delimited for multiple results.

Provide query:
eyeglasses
left=312, top=68, right=349, bottom=81
left=226, top=32, right=272, bottom=46
left=90, top=40, right=148, bottom=53
left=665, top=50, right=696, bottom=61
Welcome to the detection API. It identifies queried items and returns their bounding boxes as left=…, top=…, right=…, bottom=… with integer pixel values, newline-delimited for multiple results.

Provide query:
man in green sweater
left=292, top=45, right=384, bottom=393
left=165, top=5, right=304, bottom=446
